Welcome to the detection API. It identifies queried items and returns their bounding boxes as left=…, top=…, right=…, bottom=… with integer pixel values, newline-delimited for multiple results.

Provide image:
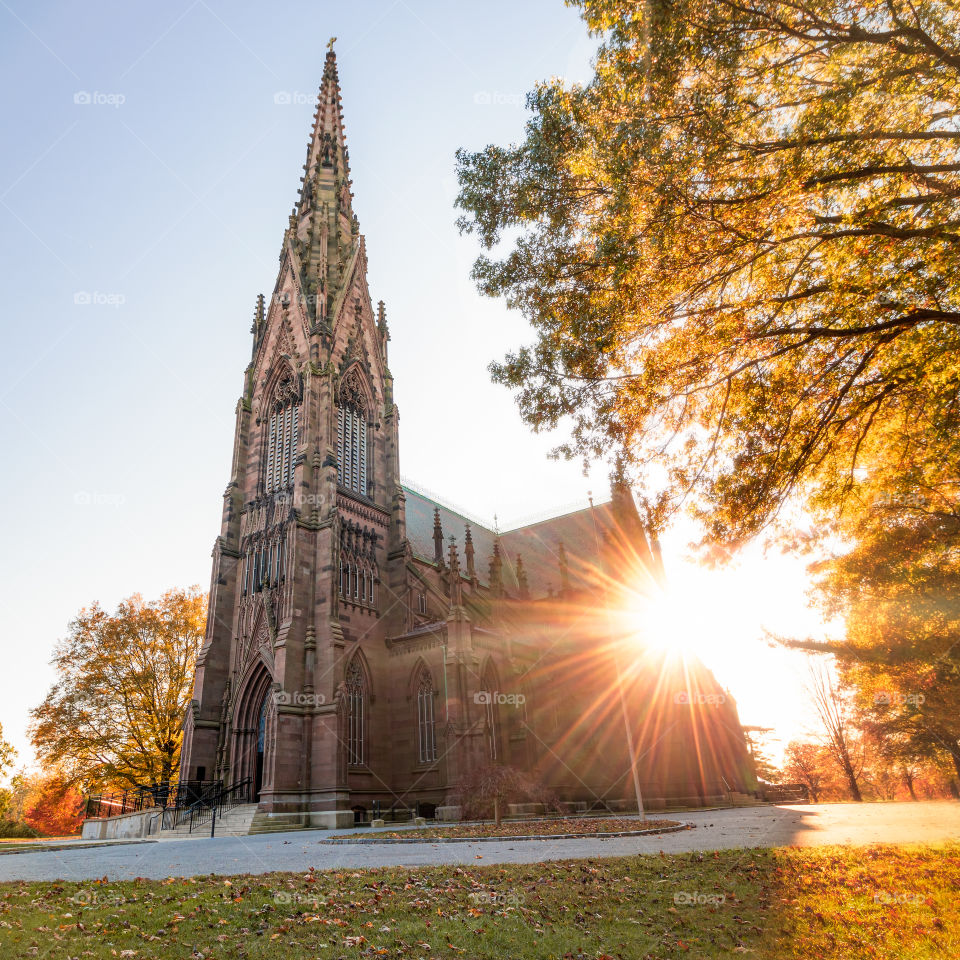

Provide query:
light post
left=588, top=492, right=646, bottom=820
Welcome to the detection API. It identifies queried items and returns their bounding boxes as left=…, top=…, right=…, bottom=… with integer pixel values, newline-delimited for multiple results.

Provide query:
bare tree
left=807, top=660, right=863, bottom=802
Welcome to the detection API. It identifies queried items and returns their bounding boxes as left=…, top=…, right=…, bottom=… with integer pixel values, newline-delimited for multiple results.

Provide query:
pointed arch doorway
left=232, top=664, right=274, bottom=800
left=255, top=689, right=270, bottom=797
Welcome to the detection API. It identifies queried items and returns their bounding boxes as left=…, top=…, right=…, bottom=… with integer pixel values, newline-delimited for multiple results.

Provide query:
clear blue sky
left=0, top=0, right=820, bottom=769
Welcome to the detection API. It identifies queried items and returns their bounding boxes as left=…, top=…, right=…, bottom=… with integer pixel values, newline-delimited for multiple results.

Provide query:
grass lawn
left=337, top=817, right=683, bottom=841
left=0, top=844, right=956, bottom=959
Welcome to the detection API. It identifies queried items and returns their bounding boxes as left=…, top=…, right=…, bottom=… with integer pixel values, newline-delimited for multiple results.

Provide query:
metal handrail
left=85, top=780, right=223, bottom=822
left=187, top=778, right=254, bottom=836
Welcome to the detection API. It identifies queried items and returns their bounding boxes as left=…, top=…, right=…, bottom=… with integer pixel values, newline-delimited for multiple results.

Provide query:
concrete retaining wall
left=81, top=808, right=162, bottom=840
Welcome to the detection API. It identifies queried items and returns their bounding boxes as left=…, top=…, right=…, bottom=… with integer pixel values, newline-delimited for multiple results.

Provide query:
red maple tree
left=23, top=775, right=85, bottom=836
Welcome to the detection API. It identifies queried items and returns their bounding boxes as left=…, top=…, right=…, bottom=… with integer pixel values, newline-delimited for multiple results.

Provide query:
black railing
left=184, top=777, right=254, bottom=835
left=160, top=780, right=226, bottom=830
left=85, top=780, right=222, bottom=821
left=761, top=782, right=810, bottom=803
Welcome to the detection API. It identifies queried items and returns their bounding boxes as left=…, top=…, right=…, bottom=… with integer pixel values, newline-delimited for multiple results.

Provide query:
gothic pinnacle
left=489, top=535, right=503, bottom=597
left=464, top=523, right=476, bottom=582
left=433, top=507, right=444, bottom=565
left=516, top=554, right=530, bottom=600
left=251, top=293, right=265, bottom=336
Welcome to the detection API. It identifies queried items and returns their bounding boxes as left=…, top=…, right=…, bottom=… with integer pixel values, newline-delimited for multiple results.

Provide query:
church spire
left=288, top=40, right=357, bottom=327
left=301, top=41, right=352, bottom=208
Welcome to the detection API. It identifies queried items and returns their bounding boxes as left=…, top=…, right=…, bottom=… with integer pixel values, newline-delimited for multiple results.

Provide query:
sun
left=609, top=579, right=709, bottom=662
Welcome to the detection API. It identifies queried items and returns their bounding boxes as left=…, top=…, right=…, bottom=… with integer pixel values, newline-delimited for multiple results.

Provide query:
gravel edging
left=321, top=822, right=694, bottom=844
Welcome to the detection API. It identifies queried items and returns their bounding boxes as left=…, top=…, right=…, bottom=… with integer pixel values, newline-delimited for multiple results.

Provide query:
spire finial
left=327, top=36, right=337, bottom=52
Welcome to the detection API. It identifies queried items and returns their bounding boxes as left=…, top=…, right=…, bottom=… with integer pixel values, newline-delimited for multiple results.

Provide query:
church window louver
left=241, top=534, right=287, bottom=595
left=337, top=370, right=369, bottom=497
left=265, top=376, right=300, bottom=493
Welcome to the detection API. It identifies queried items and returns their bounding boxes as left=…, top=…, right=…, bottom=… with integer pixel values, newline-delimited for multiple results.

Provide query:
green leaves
left=456, top=0, right=960, bottom=544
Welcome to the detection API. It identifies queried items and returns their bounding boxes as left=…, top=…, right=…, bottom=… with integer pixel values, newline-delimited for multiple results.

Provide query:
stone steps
left=727, top=792, right=764, bottom=806
left=156, top=803, right=260, bottom=839
left=248, top=811, right=308, bottom=835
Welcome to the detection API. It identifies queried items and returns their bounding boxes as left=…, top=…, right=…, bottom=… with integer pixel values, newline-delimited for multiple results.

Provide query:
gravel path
left=1, top=801, right=957, bottom=882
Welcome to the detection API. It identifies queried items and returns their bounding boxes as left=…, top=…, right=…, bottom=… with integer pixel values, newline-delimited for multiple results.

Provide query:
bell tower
left=181, top=43, right=405, bottom=828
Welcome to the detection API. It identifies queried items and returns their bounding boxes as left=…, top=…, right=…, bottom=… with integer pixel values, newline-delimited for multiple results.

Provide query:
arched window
left=337, top=371, right=368, bottom=496
left=346, top=659, right=365, bottom=766
left=338, top=524, right=378, bottom=611
left=265, top=377, right=300, bottom=493
left=417, top=669, right=437, bottom=764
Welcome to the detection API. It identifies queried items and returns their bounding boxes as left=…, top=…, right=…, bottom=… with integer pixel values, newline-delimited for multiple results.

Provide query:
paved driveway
left=1, top=801, right=957, bottom=882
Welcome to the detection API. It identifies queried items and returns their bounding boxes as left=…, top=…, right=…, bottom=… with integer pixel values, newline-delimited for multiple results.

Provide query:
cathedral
left=179, top=47, right=756, bottom=829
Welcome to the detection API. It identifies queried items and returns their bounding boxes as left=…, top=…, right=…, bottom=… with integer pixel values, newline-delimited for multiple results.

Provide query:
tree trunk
left=903, top=770, right=917, bottom=802
left=949, top=743, right=960, bottom=785
left=840, top=755, right=862, bottom=802
left=493, top=795, right=501, bottom=827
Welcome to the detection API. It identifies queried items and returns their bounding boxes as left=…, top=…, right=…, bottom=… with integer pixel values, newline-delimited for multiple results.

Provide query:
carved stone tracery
left=338, top=366, right=367, bottom=414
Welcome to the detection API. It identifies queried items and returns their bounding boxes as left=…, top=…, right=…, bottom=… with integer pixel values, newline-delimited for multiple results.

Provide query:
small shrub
left=0, top=819, right=40, bottom=839
left=450, top=762, right=562, bottom=824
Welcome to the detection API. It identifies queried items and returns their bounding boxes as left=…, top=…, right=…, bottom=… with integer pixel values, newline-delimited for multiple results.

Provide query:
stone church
left=179, top=47, right=756, bottom=828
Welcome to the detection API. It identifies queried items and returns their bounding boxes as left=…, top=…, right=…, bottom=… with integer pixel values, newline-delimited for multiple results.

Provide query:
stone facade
left=179, top=48, right=756, bottom=826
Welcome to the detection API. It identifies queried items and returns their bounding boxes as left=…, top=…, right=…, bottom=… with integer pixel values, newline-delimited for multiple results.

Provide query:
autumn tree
left=0, top=723, right=17, bottom=821
left=23, top=774, right=85, bottom=837
left=0, top=722, right=15, bottom=780
left=742, top=726, right=781, bottom=784
left=805, top=443, right=960, bottom=781
left=782, top=741, right=838, bottom=803
left=456, top=0, right=960, bottom=544
left=29, top=588, right=206, bottom=790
